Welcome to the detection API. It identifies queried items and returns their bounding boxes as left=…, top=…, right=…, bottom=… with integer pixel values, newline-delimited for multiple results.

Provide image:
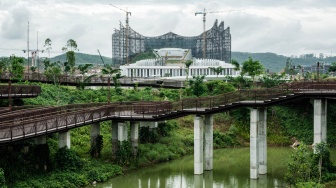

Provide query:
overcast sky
left=1, top=0, right=336, bottom=59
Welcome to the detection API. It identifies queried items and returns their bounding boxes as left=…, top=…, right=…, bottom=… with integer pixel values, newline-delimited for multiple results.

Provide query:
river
left=90, top=147, right=299, bottom=188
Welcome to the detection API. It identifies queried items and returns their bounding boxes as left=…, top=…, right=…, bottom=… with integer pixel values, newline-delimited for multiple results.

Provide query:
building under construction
left=112, top=19, right=231, bottom=66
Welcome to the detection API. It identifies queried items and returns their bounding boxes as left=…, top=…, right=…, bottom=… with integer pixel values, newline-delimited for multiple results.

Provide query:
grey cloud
left=1, top=6, right=30, bottom=39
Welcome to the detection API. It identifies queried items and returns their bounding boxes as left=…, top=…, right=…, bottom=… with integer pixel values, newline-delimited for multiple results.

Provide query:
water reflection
left=92, top=148, right=295, bottom=188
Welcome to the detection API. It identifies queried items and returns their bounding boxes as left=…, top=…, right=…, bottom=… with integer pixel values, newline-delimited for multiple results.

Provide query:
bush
left=54, top=147, right=83, bottom=171
left=0, top=168, right=6, bottom=188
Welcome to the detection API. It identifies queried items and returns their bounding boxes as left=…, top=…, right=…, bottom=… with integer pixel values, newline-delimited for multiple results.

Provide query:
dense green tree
left=189, top=75, right=206, bottom=97
left=260, top=73, right=285, bottom=88
left=62, top=39, right=78, bottom=75
left=0, top=58, right=8, bottom=75
left=43, top=59, right=51, bottom=72
left=44, top=61, right=62, bottom=85
left=8, top=55, right=25, bottom=80
left=241, top=57, right=264, bottom=84
left=328, top=62, right=336, bottom=73
left=44, top=38, right=52, bottom=59
left=63, top=62, right=71, bottom=75
left=0, top=168, right=6, bottom=188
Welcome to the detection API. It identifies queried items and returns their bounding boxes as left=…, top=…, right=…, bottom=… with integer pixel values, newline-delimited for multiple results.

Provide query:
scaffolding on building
left=112, top=19, right=231, bottom=66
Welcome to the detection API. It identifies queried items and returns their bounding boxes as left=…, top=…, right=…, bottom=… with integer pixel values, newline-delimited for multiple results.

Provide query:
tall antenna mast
left=27, top=21, right=30, bottom=76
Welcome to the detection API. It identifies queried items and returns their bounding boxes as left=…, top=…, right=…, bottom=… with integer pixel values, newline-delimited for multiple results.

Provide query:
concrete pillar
left=204, top=115, right=213, bottom=171
left=111, top=121, right=118, bottom=158
left=258, top=108, right=267, bottom=175
left=130, top=122, right=139, bottom=155
left=314, top=99, right=327, bottom=152
left=194, top=115, right=204, bottom=175
left=90, top=123, right=100, bottom=149
left=118, top=122, right=128, bottom=142
left=34, top=135, right=46, bottom=145
left=58, top=131, right=70, bottom=149
left=250, top=108, right=259, bottom=179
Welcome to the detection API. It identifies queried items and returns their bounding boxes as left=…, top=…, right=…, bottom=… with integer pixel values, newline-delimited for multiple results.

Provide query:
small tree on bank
left=242, top=57, right=264, bottom=86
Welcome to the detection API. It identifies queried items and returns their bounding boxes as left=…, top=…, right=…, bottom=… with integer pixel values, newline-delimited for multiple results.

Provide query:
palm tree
left=77, top=64, right=94, bottom=89
left=184, top=60, right=193, bottom=82
left=209, top=66, right=224, bottom=77
left=231, top=59, right=240, bottom=72
left=101, top=64, right=123, bottom=100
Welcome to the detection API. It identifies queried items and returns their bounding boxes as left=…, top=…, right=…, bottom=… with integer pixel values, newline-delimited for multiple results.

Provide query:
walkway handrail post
left=142, top=106, right=145, bottom=118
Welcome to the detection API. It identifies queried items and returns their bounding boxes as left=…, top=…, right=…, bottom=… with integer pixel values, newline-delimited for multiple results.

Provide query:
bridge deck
left=1, top=81, right=336, bottom=143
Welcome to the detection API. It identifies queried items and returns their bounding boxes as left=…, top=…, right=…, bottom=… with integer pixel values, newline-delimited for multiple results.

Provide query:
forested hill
left=50, top=52, right=112, bottom=66
left=232, top=52, right=336, bottom=72
left=45, top=52, right=336, bottom=73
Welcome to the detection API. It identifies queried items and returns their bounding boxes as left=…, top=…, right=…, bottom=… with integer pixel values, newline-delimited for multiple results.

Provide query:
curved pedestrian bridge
left=0, top=80, right=335, bottom=144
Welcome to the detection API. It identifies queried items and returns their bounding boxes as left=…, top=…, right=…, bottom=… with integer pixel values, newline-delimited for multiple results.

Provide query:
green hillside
left=6, top=51, right=335, bottom=73
left=50, top=52, right=112, bottom=66
left=232, top=52, right=336, bottom=72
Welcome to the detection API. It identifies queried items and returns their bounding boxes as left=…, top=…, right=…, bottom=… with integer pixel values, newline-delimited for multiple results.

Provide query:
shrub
left=54, top=147, right=83, bottom=171
left=0, top=168, right=6, bottom=188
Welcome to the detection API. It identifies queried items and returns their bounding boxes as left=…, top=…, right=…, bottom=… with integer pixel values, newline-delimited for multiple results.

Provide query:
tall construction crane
left=110, top=4, right=131, bottom=64
left=195, top=9, right=242, bottom=59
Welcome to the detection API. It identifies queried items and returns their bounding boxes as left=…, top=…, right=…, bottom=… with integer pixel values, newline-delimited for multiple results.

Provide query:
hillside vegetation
left=232, top=52, right=336, bottom=72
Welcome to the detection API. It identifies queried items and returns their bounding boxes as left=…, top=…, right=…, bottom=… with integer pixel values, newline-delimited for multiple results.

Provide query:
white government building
left=120, top=48, right=239, bottom=80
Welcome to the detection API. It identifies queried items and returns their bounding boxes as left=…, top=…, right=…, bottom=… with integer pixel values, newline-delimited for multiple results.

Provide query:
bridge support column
left=90, top=123, right=100, bottom=152
left=204, top=115, right=213, bottom=171
left=58, top=131, right=70, bottom=149
left=130, top=122, right=139, bottom=156
left=258, top=108, right=267, bottom=175
left=34, top=135, right=46, bottom=145
left=194, top=115, right=204, bottom=175
left=118, top=122, right=128, bottom=143
left=314, top=99, right=327, bottom=152
left=250, top=108, right=259, bottom=179
left=111, top=121, right=118, bottom=158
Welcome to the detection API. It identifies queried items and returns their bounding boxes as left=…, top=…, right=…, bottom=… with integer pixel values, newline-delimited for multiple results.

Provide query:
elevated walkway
left=1, top=81, right=336, bottom=143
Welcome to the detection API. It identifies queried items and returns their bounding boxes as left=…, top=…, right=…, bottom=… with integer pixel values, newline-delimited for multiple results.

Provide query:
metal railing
left=0, top=72, right=185, bottom=88
left=1, top=80, right=336, bottom=143
left=0, top=85, right=41, bottom=98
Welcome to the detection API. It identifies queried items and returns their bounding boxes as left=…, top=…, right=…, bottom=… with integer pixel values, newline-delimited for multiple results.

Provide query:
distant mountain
left=43, top=51, right=336, bottom=73
left=232, top=52, right=336, bottom=72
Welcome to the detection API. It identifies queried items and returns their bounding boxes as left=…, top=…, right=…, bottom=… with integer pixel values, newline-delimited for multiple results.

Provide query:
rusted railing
left=0, top=72, right=185, bottom=88
left=0, top=85, right=41, bottom=98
